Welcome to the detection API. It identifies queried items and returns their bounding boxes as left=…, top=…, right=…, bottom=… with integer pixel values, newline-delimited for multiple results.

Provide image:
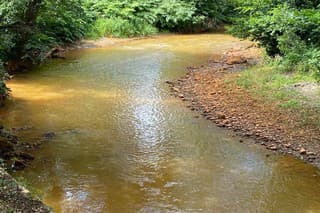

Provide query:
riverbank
left=0, top=127, right=52, bottom=211
left=0, top=167, right=51, bottom=212
left=169, top=44, right=320, bottom=169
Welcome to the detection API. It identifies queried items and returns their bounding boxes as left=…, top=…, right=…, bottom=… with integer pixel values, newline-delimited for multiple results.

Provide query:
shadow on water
left=0, top=34, right=319, bottom=212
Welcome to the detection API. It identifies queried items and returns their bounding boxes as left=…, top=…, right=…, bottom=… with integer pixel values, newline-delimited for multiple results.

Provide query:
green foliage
left=234, top=64, right=320, bottom=127
left=0, top=0, right=236, bottom=101
left=0, top=0, right=89, bottom=63
left=26, top=0, right=89, bottom=61
left=0, top=67, right=9, bottom=103
left=0, top=0, right=89, bottom=100
left=154, top=0, right=197, bottom=31
left=84, top=0, right=235, bottom=34
left=236, top=64, right=316, bottom=104
left=276, top=32, right=320, bottom=79
left=87, top=18, right=157, bottom=38
left=231, top=1, right=320, bottom=81
left=0, top=0, right=236, bottom=63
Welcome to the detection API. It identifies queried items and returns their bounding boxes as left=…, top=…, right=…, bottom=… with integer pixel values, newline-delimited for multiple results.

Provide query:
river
left=1, top=34, right=320, bottom=212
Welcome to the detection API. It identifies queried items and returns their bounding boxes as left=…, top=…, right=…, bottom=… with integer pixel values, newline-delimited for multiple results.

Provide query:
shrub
left=231, top=1, right=320, bottom=81
left=86, top=17, right=157, bottom=38
left=83, top=0, right=235, bottom=33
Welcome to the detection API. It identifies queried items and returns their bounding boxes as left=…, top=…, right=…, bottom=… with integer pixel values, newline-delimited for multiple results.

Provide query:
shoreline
left=0, top=167, right=51, bottom=212
left=168, top=44, right=320, bottom=169
left=0, top=127, right=52, bottom=211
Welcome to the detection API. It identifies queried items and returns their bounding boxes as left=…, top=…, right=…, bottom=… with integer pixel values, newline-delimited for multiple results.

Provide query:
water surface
left=1, top=34, right=320, bottom=212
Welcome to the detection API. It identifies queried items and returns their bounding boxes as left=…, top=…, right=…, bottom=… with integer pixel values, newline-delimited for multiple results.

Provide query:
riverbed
left=1, top=34, right=320, bottom=212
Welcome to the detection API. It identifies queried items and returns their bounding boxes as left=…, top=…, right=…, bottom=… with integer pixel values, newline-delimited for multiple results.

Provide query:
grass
left=14, top=176, right=43, bottom=200
left=86, top=18, right=158, bottom=39
left=232, top=64, right=320, bottom=127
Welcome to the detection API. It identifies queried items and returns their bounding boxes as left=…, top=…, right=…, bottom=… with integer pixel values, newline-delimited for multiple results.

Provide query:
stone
left=13, top=159, right=26, bottom=170
left=269, top=145, right=278, bottom=150
left=18, top=152, right=35, bottom=161
left=307, top=151, right=315, bottom=155
left=178, top=94, right=184, bottom=98
left=299, top=148, right=307, bottom=155
left=217, top=113, right=226, bottom=120
left=43, top=132, right=56, bottom=140
left=226, top=55, right=247, bottom=65
left=0, top=140, right=14, bottom=155
left=172, top=87, right=180, bottom=93
left=284, top=143, right=292, bottom=148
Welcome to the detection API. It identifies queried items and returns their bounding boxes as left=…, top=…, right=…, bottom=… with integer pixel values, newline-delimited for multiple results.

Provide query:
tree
left=0, top=0, right=43, bottom=72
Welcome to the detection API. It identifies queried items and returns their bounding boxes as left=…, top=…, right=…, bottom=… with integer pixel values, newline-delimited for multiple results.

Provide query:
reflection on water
left=1, top=34, right=320, bottom=212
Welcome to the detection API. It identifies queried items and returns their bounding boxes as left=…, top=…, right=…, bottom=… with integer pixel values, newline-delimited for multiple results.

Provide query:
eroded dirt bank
left=168, top=44, right=320, bottom=169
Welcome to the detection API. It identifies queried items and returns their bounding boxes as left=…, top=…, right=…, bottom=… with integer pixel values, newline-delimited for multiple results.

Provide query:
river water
left=1, top=34, right=320, bottom=212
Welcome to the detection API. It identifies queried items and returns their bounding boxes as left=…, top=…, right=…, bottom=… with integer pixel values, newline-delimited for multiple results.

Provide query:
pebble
left=299, top=148, right=307, bottom=155
left=217, top=113, right=226, bottom=120
left=269, top=145, right=278, bottom=150
left=284, top=143, right=292, bottom=148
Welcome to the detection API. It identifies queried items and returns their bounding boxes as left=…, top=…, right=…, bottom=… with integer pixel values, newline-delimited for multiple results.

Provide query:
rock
left=13, top=159, right=27, bottom=170
left=217, top=113, right=226, bottom=120
left=284, top=143, right=291, bottom=148
left=269, top=145, right=278, bottom=150
left=299, top=148, right=307, bottom=155
left=0, top=140, right=14, bottom=155
left=43, top=132, right=56, bottom=140
left=226, top=55, right=247, bottom=65
left=18, top=152, right=35, bottom=161
left=307, top=151, right=315, bottom=155
left=172, top=87, right=180, bottom=93
left=178, top=94, right=184, bottom=98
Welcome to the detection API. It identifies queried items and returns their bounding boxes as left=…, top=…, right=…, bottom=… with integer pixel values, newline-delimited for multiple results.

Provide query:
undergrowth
left=86, top=18, right=158, bottom=38
left=234, top=63, right=320, bottom=127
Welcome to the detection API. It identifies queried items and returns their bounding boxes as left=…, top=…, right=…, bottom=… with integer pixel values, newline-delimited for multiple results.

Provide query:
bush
left=278, top=34, right=320, bottom=80
left=231, top=1, right=320, bottom=81
left=231, top=4, right=320, bottom=55
left=84, top=0, right=235, bottom=33
left=86, top=17, right=157, bottom=38
left=0, top=0, right=89, bottom=65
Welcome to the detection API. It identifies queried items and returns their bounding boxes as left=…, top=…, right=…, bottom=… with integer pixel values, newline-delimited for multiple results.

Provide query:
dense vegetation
left=0, top=0, right=319, bottom=102
left=0, top=0, right=234, bottom=69
left=231, top=0, right=320, bottom=80
left=0, top=0, right=89, bottom=100
left=83, top=0, right=235, bottom=38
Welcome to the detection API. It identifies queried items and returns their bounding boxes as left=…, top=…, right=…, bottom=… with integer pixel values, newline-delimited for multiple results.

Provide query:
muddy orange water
left=1, top=34, right=320, bottom=212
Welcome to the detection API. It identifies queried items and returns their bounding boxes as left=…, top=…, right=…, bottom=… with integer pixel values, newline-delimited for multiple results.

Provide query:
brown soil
left=168, top=45, right=320, bottom=169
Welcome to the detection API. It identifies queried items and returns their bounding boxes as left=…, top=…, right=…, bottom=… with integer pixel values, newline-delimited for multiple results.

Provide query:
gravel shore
left=168, top=44, right=320, bottom=169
